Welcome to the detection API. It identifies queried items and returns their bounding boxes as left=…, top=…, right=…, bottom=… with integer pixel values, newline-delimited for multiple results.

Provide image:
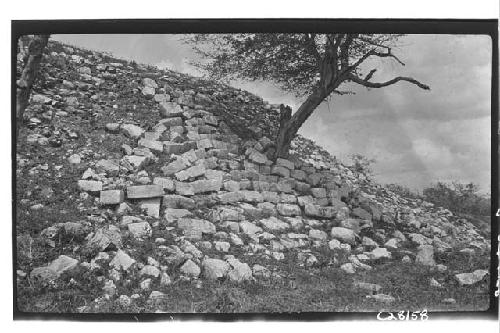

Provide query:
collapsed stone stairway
left=22, top=41, right=490, bottom=311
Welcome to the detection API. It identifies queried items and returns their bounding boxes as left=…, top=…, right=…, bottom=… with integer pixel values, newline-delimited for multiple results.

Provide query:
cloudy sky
left=52, top=34, right=492, bottom=193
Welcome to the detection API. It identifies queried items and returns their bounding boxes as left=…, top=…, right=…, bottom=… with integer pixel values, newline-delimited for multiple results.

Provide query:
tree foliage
left=186, top=34, right=429, bottom=97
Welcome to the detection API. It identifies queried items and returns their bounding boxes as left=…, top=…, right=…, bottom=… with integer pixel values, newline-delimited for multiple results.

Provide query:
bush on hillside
left=349, top=154, right=376, bottom=177
left=422, top=181, right=490, bottom=217
left=385, top=183, right=422, bottom=200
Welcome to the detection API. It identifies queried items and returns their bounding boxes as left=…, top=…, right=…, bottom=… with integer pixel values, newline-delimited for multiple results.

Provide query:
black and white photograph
left=12, top=17, right=497, bottom=322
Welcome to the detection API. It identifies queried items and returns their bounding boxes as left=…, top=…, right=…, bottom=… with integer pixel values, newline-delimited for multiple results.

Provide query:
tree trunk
left=274, top=89, right=326, bottom=160
left=16, top=34, right=49, bottom=135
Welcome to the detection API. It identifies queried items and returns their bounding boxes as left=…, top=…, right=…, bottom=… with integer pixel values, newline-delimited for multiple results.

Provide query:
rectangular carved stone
left=163, top=142, right=188, bottom=155
left=100, top=190, right=124, bottom=205
left=159, top=117, right=183, bottom=127
left=138, top=139, right=163, bottom=153
left=276, top=158, right=295, bottom=170
left=175, top=164, right=206, bottom=181
left=127, top=185, right=163, bottom=199
left=163, top=194, right=195, bottom=209
left=153, top=177, right=175, bottom=192
left=139, top=198, right=161, bottom=218
left=192, top=178, right=222, bottom=194
left=78, top=180, right=103, bottom=192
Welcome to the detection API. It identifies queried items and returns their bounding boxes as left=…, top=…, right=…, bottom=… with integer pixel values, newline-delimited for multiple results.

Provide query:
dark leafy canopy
left=185, top=34, right=430, bottom=98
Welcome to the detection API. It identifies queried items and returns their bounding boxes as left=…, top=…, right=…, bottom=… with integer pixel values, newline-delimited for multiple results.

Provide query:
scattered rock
left=128, top=222, right=152, bottom=238
left=455, top=269, right=489, bottom=286
left=415, top=245, right=436, bottom=266
left=105, top=123, right=121, bottom=133
left=78, top=180, right=103, bottom=192
left=86, top=226, right=122, bottom=252
left=68, top=154, right=81, bottom=164
left=140, top=265, right=161, bottom=278
left=178, top=218, right=216, bottom=239
left=309, top=229, right=328, bottom=241
left=127, top=185, right=163, bottom=199
left=122, top=124, right=144, bottom=138
left=443, top=298, right=456, bottom=304
left=331, top=227, right=356, bottom=245
left=227, top=258, right=253, bottom=282
left=340, top=263, right=356, bottom=274
left=100, top=190, right=124, bottom=205
left=202, top=258, right=230, bottom=280
left=276, top=203, right=301, bottom=216
left=353, top=281, right=382, bottom=294
left=366, top=294, right=395, bottom=303
left=110, top=250, right=136, bottom=271
left=260, top=216, right=289, bottom=232
left=30, top=255, right=79, bottom=283
left=366, top=247, right=391, bottom=260
left=139, top=198, right=161, bottom=217
left=180, top=259, right=201, bottom=277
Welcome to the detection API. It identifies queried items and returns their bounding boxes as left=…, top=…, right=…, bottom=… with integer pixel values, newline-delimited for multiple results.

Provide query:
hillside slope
left=15, top=40, right=491, bottom=314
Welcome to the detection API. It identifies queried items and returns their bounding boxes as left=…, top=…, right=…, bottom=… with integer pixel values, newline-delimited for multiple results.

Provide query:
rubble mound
left=16, top=40, right=490, bottom=312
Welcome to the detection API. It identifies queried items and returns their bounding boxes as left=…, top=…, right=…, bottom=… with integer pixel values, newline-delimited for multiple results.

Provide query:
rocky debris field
left=15, top=41, right=491, bottom=313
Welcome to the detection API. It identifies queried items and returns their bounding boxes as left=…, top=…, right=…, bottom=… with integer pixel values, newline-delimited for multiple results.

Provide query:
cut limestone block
left=159, top=102, right=183, bottom=118
left=177, top=218, right=216, bottom=240
left=175, top=164, right=206, bottom=181
left=159, top=117, right=183, bottom=127
left=95, top=159, right=121, bottom=175
left=127, top=185, right=163, bottom=199
left=275, top=158, right=295, bottom=170
left=331, top=227, right=357, bottom=245
left=175, top=181, right=195, bottom=196
left=128, top=221, right=152, bottom=238
left=122, top=155, right=148, bottom=169
left=192, top=178, right=222, bottom=194
left=161, top=157, right=190, bottom=176
left=122, top=124, right=144, bottom=139
left=276, top=203, right=302, bottom=216
left=138, top=139, right=164, bottom=153
left=163, top=195, right=195, bottom=209
left=100, top=190, right=124, bottom=205
left=78, top=180, right=103, bottom=193
left=164, top=208, right=193, bottom=224
left=163, top=142, right=189, bottom=155
left=153, top=177, right=175, bottom=192
left=139, top=198, right=161, bottom=218
left=304, top=204, right=336, bottom=219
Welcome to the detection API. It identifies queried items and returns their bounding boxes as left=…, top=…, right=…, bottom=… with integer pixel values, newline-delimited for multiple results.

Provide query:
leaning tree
left=16, top=34, right=50, bottom=133
left=185, top=34, right=430, bottom=160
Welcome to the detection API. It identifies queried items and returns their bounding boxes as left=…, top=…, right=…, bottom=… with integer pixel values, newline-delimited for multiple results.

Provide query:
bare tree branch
left=346, top=48, right=406, bottom=75
left=348, top=73, right=431, bottom=90
left=364, top=69, right=377, bottom=81
left=332, top=90, right=355, bottom=95
left=356, top=36, right=392, bottom=49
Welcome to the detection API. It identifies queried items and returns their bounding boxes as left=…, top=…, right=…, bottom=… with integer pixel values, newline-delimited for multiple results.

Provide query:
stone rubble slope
left=18, top=41, right=490, bottom=310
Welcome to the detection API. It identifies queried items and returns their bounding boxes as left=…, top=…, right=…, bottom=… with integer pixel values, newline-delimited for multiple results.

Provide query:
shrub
left=422, top=181, right=490, bottom=216
left=385, top=183, right=422, bottom=200
left=349, top=154, right=376, bottom=177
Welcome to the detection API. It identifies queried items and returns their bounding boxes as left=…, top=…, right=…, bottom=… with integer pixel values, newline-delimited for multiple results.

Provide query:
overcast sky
left=52, top=34, right=492, bottom=193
